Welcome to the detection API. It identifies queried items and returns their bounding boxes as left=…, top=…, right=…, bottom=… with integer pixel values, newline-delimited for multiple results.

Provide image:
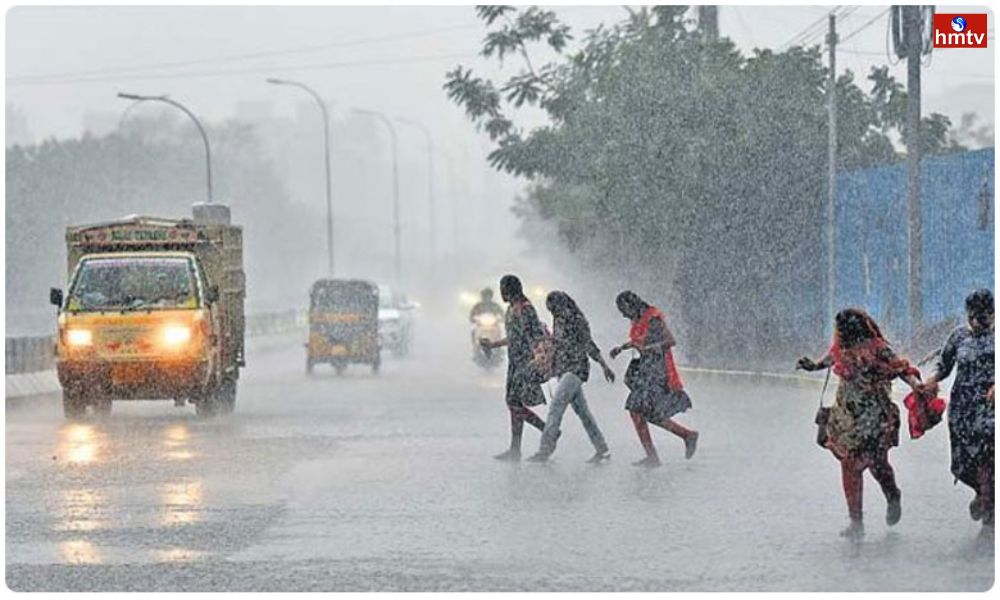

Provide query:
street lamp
left=266, top=78, right=335, bottom=277
left=117, top=92, right=213, bottom=203
left=394, top=116, right=436, bottom=277
left=353, top=108, right=401, bottom=287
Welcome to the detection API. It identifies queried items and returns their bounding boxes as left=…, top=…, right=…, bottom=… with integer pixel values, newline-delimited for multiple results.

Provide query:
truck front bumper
left=57, top=359, right=210, bottom=400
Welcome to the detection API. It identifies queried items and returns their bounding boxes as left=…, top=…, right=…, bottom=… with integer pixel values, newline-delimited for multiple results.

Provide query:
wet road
left=6, top=320, right=994, bottom=591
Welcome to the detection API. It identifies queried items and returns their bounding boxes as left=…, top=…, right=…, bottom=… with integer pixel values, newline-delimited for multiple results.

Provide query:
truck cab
left=51, top=207, right=244, bottom=418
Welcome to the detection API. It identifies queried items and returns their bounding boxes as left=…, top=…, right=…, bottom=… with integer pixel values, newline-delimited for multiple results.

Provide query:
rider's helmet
left=481, top=287, right=494, bottom=301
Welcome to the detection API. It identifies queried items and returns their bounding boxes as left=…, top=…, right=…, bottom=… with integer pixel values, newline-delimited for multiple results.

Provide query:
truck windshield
left=68, top=257, right=198, bottom=311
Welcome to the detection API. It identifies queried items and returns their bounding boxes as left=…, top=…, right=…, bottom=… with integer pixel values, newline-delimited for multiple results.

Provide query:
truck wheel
left=62, top=390, right=86, bottom=420
left=217, top=378, right=237, bottom=414
left=93, top=398, right=112, bottom=418
left=195, top=398, right=216, bottom=417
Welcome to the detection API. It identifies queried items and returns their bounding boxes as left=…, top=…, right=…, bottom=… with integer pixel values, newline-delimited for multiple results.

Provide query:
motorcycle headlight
left=66, top=329, right=93, bottom=347
left=161, top=325, right=192, bottom=348
left=477, top=314, right=497, bottom=327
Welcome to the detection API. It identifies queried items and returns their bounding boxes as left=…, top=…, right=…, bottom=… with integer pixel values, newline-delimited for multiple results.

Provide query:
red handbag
left=903, top=390, right=947, bottom=439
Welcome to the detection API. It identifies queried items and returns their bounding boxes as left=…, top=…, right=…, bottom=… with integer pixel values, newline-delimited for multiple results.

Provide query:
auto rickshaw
left=306, top=279, right=381, bottom=375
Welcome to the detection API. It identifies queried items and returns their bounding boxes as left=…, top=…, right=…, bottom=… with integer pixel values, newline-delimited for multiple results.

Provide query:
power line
left=7, top=22, right=482, bottom=84
left=6, top=52, right=479, bottom=86
left=840, top=8, right=890, bottom=44
left=780, top=7, right=839, bottom=50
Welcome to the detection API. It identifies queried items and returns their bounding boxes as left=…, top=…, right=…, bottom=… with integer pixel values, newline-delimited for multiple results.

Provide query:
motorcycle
left=471, top=312, right=504, bottom=370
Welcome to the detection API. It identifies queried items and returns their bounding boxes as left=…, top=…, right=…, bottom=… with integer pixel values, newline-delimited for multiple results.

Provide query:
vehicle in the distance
left=471, top=311, right=504, bottom=369
left=378, top=284, right=416, bottom=357
left=50, top=204, right=245, bottom=418
left=306, top=278, right=381, bottom=375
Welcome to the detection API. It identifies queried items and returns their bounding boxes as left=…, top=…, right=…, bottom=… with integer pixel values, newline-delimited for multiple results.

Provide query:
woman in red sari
left=610, top=291, right=698, bottom=467
left=798, top=308, right=921, bottom=537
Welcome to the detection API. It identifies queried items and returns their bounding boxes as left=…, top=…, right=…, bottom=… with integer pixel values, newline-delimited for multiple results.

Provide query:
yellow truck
left=49, top=204, right=245, bottom=418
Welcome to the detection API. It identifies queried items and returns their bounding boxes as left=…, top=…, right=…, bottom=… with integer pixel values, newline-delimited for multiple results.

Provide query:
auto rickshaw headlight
left=161, top=325, right=192, bottom=348
left=66, top=329, right=93, bottom=347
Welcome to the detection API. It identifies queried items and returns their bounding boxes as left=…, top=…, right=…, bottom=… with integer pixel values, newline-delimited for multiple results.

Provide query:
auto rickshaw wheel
left=62, top=390, right=86, bottom=420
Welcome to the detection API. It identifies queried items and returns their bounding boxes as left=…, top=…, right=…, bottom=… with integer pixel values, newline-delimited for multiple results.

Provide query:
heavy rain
left=4, top=4, right=996, bottom=593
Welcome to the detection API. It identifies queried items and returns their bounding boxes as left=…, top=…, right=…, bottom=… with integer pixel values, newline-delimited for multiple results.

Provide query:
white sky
left=5, top=5, right=996, bottom=145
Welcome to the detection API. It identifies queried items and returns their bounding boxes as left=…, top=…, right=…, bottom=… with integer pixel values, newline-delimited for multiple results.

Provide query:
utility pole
left=901, top=6, right=925, bottom=346
left=698, top=6, right=719, bottom=40
left=826, top=14, right=838, bottom=329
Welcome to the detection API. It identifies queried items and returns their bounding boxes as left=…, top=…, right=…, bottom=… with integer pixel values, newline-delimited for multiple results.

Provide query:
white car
left=378, top=285, right=415, bottom=357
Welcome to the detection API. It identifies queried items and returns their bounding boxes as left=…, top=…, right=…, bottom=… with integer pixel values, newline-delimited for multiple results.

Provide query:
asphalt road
left=5, top=317, right=994, bottom=591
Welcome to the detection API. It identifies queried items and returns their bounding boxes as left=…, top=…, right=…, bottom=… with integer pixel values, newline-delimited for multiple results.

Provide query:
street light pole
left=117, top=92, right=213, bottom=203
left=267, top=78, right=335, bottom=277
left=394, top=117, right=436, bottom=278
left=353, top=108, right=401, bottom=287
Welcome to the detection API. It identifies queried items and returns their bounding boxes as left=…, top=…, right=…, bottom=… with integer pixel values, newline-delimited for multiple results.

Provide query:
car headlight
left=66, top=329, right=93, bottom=347
left=161, top=325, right=192, bottom=348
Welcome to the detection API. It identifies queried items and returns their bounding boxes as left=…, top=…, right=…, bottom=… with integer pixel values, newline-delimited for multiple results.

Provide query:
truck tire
left=194, top=390, right=217, bottom=417
left=62, top=390, right=86, bottom=420
left=93, top=398, right=112, bottom=418
left=217, top=378, right=237, bottom=414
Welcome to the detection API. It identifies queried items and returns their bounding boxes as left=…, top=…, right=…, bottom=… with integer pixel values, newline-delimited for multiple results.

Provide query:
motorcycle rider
left=470, top=288, right=505, bottom=357
left=470, top=287, right=504, bottom=322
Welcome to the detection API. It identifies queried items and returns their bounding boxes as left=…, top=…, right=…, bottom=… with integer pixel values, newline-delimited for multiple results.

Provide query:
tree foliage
left=444, top=6, right=966, bottom=368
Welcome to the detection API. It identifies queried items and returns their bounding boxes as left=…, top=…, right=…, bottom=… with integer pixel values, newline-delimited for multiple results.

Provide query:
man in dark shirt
left=481, top=274, right=547, bottom=461
left=469, top=288, right=503, bottom=322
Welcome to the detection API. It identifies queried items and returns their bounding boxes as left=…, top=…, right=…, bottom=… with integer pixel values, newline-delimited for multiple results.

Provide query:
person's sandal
left=632, top=455, right=662, bottom=468
left=586, top=449, right=611, bottom=464
left=684, top=432, right=699, bottom=460
left=493, top=449, right=521, bottom=462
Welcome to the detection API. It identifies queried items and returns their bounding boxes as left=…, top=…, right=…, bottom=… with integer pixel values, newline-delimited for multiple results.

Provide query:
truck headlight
left=66, top=329, right=93, bottom=347
left=161, top=325, right=192, bottom=348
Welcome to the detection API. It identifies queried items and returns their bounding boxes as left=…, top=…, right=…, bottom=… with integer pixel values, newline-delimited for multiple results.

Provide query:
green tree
left=445, top=6, right=964, bottom=368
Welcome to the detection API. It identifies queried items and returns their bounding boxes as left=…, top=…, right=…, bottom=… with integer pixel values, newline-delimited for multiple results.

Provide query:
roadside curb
left=678, top=366, right=826, bottom=389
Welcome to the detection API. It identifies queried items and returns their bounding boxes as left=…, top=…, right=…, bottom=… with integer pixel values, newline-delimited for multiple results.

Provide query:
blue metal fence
left=835, top=147, right=995, bottom=342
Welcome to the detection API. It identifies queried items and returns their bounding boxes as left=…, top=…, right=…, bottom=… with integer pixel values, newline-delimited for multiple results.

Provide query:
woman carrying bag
left=526, top=291, right=615, bottom=464
left=610, top=291, right=698, bottom=468
left=798, top=308, right=921, bottom=538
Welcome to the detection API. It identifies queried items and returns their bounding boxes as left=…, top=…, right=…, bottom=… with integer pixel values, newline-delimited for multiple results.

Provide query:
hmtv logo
left=933, top=14, right=989, bottom=48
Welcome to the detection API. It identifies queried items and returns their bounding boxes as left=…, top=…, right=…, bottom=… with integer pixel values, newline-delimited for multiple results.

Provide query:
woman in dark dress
left=610, top=291, right=698, bottom=468
left=921, top=289, right=995, bottom=527
left=481, top=274, right=547, bottom=461
left=798, top=308, right=921, bottom=537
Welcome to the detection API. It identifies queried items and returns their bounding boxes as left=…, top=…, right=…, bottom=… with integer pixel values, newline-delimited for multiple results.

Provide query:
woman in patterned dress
left=798, top=308, right=921, bottom=537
